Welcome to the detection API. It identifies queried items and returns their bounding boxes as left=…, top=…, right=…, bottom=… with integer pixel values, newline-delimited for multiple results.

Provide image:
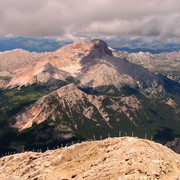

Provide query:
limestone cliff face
left=6, top=61, right=69, bottom=88
left=0, top=49, right=51, bottom=77
left=112, top=49, right=180, bottom=83
left=0, top=137, right=179, bottom=180
left=1, top=40, right=169, bottom=98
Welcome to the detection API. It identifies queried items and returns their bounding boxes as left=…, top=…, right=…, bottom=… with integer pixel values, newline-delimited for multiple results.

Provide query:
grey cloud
left=0, top=0, right=180, bottom=39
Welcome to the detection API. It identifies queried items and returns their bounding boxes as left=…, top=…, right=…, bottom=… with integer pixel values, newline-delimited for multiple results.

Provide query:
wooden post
left=151, top=135, right=153, bottom=141
left=93, top=135, right=96, bottom=141
left=100, top=135, right=102, bottom=140
left=132, top=132, right=134, bottom=137
left=108, top=133, right=110, bottom=138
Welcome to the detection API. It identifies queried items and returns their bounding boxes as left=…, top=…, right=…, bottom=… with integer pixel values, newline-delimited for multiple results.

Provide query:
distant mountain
left=0, top=36, right=69, bottom=52
left=0, top=36, right=180, bottom=53
left=114, top=47, right=180, bottom=54
left=112, top=49, right=180, bottom=83
left=107, top=39, right=180, bottom=54
left=2, top=40, right=179, bottom=97
left=0, top=39, right=179, bottom=154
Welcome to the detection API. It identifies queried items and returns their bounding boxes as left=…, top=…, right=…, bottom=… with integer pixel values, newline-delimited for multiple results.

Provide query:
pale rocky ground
left=0, top=137, right=179, bottom=180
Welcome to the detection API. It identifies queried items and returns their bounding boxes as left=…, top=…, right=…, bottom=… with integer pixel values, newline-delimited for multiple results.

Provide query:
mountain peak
left=88, top=39, right=113, bottom=57
left=57, top=39, right=113, bottom=58
left=90, top=39, right=107, bottom=46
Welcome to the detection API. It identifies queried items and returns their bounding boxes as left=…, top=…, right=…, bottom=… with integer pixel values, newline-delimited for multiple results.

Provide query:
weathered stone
left=0, top=137, right=179, bottom=180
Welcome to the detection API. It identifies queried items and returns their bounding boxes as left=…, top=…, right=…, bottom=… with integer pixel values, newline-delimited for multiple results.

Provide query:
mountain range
left=0, top=39, right=179, bottom=154
left=1, top=36, right=180, bottom=53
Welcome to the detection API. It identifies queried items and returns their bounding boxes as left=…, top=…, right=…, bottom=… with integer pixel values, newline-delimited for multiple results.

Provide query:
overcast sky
left=0, top=0, right=180, bottom=41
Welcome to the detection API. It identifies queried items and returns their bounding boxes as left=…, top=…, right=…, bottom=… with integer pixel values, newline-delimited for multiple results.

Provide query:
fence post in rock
left=108, top=133, right=110, bottom=138
left=100, top=135, right=102, bottom=140
left=93, top=135, right=96, bottom=141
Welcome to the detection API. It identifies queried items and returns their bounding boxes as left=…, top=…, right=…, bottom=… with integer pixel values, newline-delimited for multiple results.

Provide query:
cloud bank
left=0, top=0, right=180, bottom=40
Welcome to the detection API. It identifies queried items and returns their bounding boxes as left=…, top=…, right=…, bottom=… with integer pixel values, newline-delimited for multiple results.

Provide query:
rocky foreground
left=0, top=137, right=179, bottom=180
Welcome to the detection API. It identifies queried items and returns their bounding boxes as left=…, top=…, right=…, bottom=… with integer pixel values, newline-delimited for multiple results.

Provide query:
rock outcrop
left=112, top=49, right=180, bottom=83
left=0, top=49, right=51, bottom=77
left=0, top=137, right=179, bottom=180
left=14, top=83, right=142, bottom=130
left=165, top=138, right=180, bottom=154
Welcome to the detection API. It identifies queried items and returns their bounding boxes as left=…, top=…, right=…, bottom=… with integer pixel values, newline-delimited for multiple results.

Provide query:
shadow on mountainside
left=154, top=127, right=179, bottom=144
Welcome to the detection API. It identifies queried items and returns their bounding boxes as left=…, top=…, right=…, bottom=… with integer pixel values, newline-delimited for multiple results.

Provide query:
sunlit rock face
left=1, top=39, right=167, bottom=99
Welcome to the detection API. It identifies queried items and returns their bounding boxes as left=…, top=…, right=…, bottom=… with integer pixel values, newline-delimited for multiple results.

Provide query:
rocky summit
left=0, top=137, right=179, bottom=180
